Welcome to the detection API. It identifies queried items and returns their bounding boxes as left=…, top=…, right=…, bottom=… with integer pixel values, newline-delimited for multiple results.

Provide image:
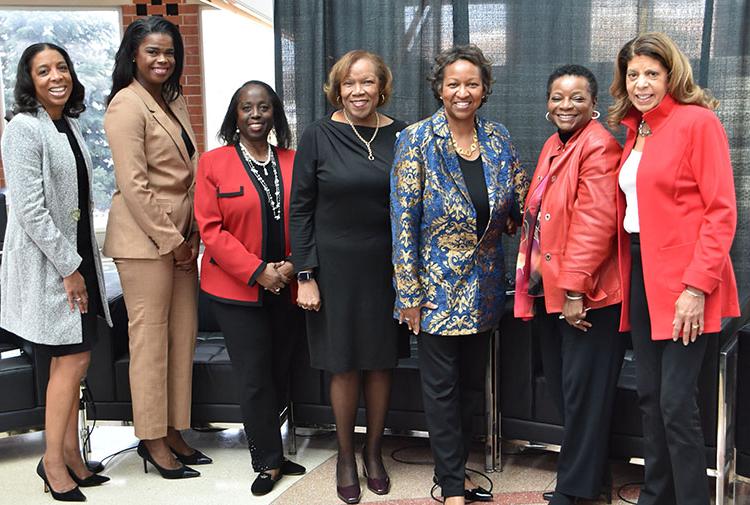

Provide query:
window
left=0, top=8, right=120, bottom=225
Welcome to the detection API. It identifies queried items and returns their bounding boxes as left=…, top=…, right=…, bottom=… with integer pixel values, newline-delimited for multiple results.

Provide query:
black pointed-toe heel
left=67, top=466, right=110, bottom=487
left=36, top=459, right=86, bottom=502
left=137, top=441, right=200, bottom=479
left=85, top=461, right=104, bottom=474
left=171, top=448, right=213, bottom=466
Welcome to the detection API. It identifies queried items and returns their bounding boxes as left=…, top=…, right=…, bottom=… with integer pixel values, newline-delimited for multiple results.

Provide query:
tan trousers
left=114, top=256, right=198, bottom=440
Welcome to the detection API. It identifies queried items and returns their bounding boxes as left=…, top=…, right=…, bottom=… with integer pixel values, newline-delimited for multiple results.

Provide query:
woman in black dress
left=290, top=50, right=407, bottom=504
left=1, top=43, right=111, bottom=501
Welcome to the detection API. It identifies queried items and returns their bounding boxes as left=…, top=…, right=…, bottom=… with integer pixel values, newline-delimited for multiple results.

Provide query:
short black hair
left=218, top=80, right=291, bottom=149
left=13, top=42, right=86, bottom=118
left=106, top=16, right=184, bottom=105
left=428, top=44, right=494, bottom=106
left=546, top=64, right=598, bottom=101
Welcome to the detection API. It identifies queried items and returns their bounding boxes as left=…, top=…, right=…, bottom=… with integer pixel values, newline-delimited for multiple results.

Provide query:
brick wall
left=122, top=0, right=205, bottom=152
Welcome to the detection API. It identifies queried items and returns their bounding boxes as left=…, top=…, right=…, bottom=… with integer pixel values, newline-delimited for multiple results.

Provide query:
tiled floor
left=0, top=422, right=741, bottom=504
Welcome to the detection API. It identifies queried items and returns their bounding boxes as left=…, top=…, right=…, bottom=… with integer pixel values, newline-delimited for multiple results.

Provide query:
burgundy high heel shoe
left=361, top=446, right=390, bottom=495
left=336, top=459, right=361, bottom=504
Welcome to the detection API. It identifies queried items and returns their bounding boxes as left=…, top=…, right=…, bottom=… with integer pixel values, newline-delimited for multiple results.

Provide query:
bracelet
left=685, top=287, right=705, bottom=298
left=565, top=292, right=584, bottom=301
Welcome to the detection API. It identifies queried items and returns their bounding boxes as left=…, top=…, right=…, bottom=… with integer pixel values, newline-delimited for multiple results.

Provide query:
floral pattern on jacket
left=390, top=108, right=529, bottom=335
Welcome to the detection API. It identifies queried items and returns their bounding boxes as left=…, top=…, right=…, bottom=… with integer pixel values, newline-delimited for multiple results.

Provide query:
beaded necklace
left=239, top=143, right=281, bottom=221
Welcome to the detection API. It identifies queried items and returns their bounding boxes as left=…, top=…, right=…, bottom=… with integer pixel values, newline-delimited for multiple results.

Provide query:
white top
left=619, top=150, right=642, bottom=234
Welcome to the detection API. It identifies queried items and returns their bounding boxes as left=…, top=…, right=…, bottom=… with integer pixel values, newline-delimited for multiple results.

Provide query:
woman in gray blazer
left=0, top=43, right=112, bottom=501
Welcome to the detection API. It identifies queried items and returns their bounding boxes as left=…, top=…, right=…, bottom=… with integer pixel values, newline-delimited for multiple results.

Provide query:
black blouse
left=458, top=155, right=490, bottom=239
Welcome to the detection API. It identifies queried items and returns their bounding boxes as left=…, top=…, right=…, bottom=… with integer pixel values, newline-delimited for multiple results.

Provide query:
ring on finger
left=574, top=319, right=582, bottom=324
left=691, top=323, right=700, bottom=329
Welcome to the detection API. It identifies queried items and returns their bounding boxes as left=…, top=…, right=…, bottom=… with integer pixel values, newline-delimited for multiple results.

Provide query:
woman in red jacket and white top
left=609, top=32, right=740, bottom=505
left=194, top=81, right=305, bottom=497
left=514, top=65, right=624, bottom=505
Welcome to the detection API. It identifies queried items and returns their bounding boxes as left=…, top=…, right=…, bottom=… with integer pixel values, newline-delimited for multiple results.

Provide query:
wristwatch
left=297, top=270, right=314, bottom=282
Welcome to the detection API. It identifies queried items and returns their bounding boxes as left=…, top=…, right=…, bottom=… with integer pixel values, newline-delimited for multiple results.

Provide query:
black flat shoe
left=280, top=458, right=306, bottom=476
left=85, top=461, right=104, bottom=474
left=137, top=441, right=200, bottom=479
left=172, top=448, right=213, bottom=465
left=36, top=459, right=86, bottom=502
left=548, top=491, right=577, bottom=505
left=251, top=471, right=282, bottom=496
left=67, top=466, right=110, bottom=487
left=465, top=485, right=493, bottom=502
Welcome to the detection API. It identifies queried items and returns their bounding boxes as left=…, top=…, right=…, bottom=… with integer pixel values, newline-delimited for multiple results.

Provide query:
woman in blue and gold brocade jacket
left=390, top=45, right=528, bottom=505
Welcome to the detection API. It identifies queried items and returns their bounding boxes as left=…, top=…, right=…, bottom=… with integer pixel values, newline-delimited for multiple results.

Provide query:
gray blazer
left=0, top=110, right=112, bottom=345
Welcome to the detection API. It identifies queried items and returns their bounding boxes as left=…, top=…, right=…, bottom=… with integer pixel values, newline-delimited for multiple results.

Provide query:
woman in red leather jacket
left=609, top=33, right=739, bottom=505
left=514, top=65, right=625, bottom=505
left=194, top=81, right=306, bottom=497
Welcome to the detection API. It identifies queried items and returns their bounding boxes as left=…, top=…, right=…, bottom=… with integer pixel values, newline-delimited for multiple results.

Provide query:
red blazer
left=616, top=94, right=740, bottom=339
left=516, top=120, right=622, bottom=318
left=195, top=145, right=296, bottom=305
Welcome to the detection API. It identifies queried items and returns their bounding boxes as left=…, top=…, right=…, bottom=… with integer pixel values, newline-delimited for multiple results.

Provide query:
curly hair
left=13, top=42, right=86, bottom=118
left=546, top=64, right=599, bottom=101
left=218, top=80, right=291, bottom=149
left=323, top=50, right=393, bottom=108
left=607, top=32, right=718, bottom=129
left=106, top=16, right=184, bottom=105
left=428, top=44, right=494, bottom=106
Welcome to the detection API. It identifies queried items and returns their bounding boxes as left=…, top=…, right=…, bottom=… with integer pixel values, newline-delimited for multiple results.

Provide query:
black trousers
left=630, top=234, right=711, bottom=505
left=536, top=299, right=626, bottom=499
left=417, top=331, right=490, bottom=498
left=209, top=291, right=302, bottom=472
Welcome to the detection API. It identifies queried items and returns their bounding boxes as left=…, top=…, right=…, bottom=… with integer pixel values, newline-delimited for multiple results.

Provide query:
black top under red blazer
left=195, top=145, right=296, bottom=305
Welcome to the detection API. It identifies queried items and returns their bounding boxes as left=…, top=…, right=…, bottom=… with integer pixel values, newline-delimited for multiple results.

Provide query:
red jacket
left=517, top=119, right=622, bottom=318
left=616, top=94, right=740, bottom=339
left=195, top=145, right=296, bottom=305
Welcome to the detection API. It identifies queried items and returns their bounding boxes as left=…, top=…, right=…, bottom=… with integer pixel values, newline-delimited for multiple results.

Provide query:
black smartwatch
left=297, top=270, right=314, bottom=282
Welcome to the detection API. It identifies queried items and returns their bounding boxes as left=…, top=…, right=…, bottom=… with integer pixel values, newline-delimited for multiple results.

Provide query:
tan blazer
left=103, top=80, right=197, bottom=259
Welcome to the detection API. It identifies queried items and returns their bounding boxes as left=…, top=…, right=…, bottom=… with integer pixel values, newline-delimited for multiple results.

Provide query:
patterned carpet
left=272, top=436, right=643, bottom=505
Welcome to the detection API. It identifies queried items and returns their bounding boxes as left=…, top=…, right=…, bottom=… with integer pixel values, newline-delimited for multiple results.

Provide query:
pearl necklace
left=239, top=143, right=282, bottom=221
left=343, top=109, right=379, bottom=161
left=241, top=141, right=273, bottom=175
left=451, top=130, right=479, bottom=157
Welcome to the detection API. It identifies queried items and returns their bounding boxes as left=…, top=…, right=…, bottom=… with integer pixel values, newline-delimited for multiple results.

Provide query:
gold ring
left=691, top=323, right=700, bottom=329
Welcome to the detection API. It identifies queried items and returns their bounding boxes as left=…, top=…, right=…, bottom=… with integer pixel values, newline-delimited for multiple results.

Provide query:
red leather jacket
left=517, top=119, right=622, bottom=317
left=616, top=94, right=740, bottom=338
left=195, top=145, right=296, bottom=305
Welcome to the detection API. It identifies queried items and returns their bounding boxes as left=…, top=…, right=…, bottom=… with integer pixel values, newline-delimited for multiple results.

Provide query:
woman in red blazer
left=514, top=65, right=624, bottom=505
left=608, top=32, right=740, bottom=505
left=194, top=81, right=305, bottom=496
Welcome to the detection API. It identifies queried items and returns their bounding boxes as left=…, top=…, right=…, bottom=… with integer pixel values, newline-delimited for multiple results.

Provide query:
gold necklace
left=638, top=119, right=652, bottom=137
left=342, top=109, right=379, bottom=160
left=451, top=130, right=478, bottom=157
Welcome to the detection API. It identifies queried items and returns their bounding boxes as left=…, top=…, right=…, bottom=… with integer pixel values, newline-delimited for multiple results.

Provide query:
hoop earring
left=592, top=110, right=601, bottom=119
left=380, top=93, right=385, bottom=105
left=545, top=112, right=551, bottom=122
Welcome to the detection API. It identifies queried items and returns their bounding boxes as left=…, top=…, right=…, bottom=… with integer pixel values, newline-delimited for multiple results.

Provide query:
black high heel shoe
left=171, top=447, right=213, bottom=466
left=36, top=459, right=86, bottom=502
left=67, top=466, right=110, bottom=487
left=137, top=441, right=200, bottom=479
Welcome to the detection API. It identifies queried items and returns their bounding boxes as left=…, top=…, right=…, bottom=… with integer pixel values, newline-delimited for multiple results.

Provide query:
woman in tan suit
left=104, top=16, right=209, bottom=479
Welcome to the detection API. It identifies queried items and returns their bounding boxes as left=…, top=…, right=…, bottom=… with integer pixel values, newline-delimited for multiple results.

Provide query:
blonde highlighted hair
left=607, top=32, right=719, bottom=129
left=323, top=49, right=393, bottom=108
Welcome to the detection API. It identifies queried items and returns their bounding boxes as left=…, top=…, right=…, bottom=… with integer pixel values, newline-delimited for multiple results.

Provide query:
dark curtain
left=275, top=0, right=750, bottom=297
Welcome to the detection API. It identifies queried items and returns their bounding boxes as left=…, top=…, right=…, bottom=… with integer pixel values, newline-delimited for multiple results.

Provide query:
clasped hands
left=173, top=232, right=200, bottom=272
left=258, top=261, right=294, bottom=294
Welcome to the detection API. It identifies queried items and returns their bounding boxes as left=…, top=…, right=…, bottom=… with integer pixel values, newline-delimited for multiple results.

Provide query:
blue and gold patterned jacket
left=390, top=108, right=529, bottom=336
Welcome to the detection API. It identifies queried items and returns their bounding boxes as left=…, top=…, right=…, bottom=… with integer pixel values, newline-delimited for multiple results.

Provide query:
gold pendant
left=71, top=208, right=81, bottom=222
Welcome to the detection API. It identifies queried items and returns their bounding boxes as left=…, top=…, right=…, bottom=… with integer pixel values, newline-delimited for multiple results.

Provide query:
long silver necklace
left=242, top=141, right=273, bottom=175
left=342, top=109, right=379, bottom=161
left=239, top=142, right=282, bottom=221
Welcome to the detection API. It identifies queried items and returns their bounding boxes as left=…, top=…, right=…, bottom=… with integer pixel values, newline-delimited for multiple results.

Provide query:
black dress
left=290, top=116, right=408, bottom=373
left=36, top=119, right=101, bottom=357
